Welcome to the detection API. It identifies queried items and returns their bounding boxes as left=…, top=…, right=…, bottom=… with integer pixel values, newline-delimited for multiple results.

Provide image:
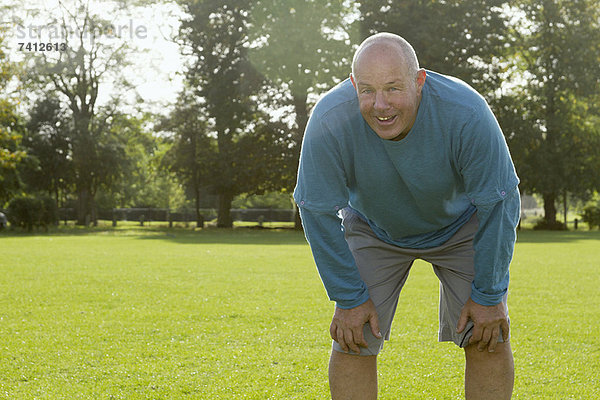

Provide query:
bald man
left=294, top=33, right=520, bottom=399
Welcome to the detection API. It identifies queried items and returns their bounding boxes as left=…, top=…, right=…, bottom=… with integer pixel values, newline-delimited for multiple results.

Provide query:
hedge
left=6, top=195, right=58, bottom=231
left=581, top=204, right=600, bottom=230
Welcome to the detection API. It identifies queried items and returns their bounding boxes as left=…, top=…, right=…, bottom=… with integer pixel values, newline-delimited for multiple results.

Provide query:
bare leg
left=329, top=350, right=378, bottom=400
left=464, top=342, right=514, bottom=400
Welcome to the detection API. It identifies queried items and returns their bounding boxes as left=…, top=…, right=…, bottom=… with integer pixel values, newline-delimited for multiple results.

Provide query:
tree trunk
left=542, top=192, right=557, bottom=225
left=76, top=187, right=92, bottom=226
left=294, top=202, right=303, bottom=230
left=195, top=187, right=204, bottom=228
left=217, top=192, right=234, bottom=228
left=91, top=194, right=98, bottom=226
left=292, top=93, right=309, bottom=142
left=562, top=190, right=568, bottom=227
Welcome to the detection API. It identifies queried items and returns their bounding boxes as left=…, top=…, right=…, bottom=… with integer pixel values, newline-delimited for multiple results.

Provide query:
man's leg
left=333, top=208, right=417, bottom=399
left=329, top=351, right=377, bottom=400
left=421, top=213, right=514, bottom=399
left=464, top=342, right=514, bottom=400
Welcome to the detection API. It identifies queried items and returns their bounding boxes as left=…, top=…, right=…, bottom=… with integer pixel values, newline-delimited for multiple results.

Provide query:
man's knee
left=464, top=342, right=514, bottom=399
left=464, top=341, right=513, bottom=365
left=329, top=351, right=378, bottom=400
left=329, top=351, right=377, bottom=380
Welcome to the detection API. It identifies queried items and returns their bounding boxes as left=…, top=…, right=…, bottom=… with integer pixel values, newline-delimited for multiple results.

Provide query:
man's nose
left=373, top=91, right=389, bottom=110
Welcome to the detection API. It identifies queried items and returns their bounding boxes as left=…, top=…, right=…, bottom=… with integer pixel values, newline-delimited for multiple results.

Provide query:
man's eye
left=361, top=89, right=373, bottom=94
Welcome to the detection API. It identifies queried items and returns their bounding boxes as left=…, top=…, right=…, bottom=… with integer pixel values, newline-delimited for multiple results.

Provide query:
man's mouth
left=375, top=115, right=397, bottom=124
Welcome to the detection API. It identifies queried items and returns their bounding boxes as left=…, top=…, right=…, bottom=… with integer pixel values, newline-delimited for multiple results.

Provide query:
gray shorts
left=333, top=208, right=509, bottom=356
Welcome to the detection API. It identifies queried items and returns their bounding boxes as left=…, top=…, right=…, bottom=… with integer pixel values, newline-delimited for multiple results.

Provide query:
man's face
left=351, top=45, right=426, bottom=141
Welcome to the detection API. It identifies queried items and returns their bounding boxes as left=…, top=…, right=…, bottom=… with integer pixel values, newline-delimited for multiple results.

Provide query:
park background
left=0, top=0, right=599, bottom=398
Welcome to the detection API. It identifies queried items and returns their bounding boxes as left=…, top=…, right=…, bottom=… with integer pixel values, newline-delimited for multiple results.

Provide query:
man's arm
left=295, top=110, right=379, bottom=351
left=299, top=207, right=370, bottom=309
left=453, top=99, right=520, bottom=351
left=471, top=187, right=520, bottom=305
left=457, top=186, right=520, bottom=351
left=299, top=207, right=381, bottom=352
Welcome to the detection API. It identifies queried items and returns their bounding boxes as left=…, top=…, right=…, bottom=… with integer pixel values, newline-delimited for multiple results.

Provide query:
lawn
left=0, top=225, right=598, bottom=399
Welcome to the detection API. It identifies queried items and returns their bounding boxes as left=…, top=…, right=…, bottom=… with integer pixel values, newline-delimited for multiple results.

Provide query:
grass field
left=1, top=224, right=599, bottom=399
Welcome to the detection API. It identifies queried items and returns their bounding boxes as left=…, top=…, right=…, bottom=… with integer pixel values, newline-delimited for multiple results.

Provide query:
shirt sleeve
left=293, top=111, right=349, bottom=213
left=455, top=101, right=521, bottom=306
left=471, top=183, right=521, bottom=306
left=456, top=102, right=520, bottom=206
left=299, top=207, right=370, bottom=309
left=294, top=106, right=369, bottom=309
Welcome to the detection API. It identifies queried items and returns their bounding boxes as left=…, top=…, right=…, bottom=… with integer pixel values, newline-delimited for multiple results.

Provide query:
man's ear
left=416, top=69, right=427, bottom=94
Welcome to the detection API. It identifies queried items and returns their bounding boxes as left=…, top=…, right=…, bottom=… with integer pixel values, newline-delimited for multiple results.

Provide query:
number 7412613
left=18, top=42, right=67, bottom=51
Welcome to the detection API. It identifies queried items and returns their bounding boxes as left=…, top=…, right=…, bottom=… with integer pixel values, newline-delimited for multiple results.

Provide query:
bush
left=581, top=205, right=600, bottom=230
left=6, top=195, right=58, bottom=231
left=39, top=195, right=59, bottom=227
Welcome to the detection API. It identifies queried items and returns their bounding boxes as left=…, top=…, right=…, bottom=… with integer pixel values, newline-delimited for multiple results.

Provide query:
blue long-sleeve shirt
left=294, top=71, right=520, bottom=309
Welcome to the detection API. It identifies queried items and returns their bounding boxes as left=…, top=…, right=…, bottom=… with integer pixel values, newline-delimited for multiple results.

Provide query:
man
left=294, top=32, right=520, bottom=399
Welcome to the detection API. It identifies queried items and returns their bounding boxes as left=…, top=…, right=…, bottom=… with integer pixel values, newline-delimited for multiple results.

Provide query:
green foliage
left=0, top=99, right=26, bottom=204
left=581, top=204, right=600, bottom=230
left=248, top=0, right=358, bottom=157
left=358, top=0, right=512, bottom=97
left=0, top=28, right=27, bottom=204
left=0, top=25, right=13, bottom=84
left=94, top=112, right=181, bottom=209
left=23, top=1, right=133, bottom=224
left=499, top=0, right=600, bottom=226
left=232, top=191, right=294, bottom=209
left=0, top=100, right=24, bottom=170
left=178, top=0, right=297, bottom=227
left=6, top=194, right=58, bottom=231
left=180, top=0, right=264, bottom=227
left=249, top=0, right=357, bottom=98
left=20, top=95, right=72, bottom=201
left=158, top=91, right=212, bottom=214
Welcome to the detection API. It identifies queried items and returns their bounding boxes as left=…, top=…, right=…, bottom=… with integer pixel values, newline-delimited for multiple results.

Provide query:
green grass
left=0, top=226, right=599, bottom=399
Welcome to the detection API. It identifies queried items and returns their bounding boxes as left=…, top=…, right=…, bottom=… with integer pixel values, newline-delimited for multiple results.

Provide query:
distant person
left=294, top=32, right=520, bottom=399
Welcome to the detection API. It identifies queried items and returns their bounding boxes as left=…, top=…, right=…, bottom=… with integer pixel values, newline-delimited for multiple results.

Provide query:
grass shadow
left=0, top=223, right=309, bottom=246
left=137, top=226, right=308, bottom=245
left=516, top=229, right=600, bottom=243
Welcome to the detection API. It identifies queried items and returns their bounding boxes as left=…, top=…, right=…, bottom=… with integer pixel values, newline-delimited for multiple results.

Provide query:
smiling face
left=351, top=41, right=426, bottom=141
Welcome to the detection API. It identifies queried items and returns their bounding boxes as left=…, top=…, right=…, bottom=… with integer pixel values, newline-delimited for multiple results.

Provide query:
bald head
left=352, top=33, right=420, bottom=79
left=349, top=32, right=426, bottom=141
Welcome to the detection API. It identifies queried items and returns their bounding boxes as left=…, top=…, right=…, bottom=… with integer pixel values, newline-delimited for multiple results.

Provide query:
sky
left=1, top=0, right=188, bottom=114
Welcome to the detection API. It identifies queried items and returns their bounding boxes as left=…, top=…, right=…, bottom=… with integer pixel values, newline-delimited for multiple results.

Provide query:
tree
left=159, top=90, right=212, bottom=227
left=103, top=112, right=184, bottom=210
left=24, top=0, right=134, bottom=224
left=91, top=109, right=164, bottom=209
left=0, top=99, right=25, bottom=205
left=21, top=96, right=72, bottom=206
left=161, top=85, right=294, bottom=228
left=0, top=26, right=26, bottom=205
left=499, top=0, right=600, bottom=227
left=247, top=0, right=358, bottom=228
left=178, top=0, right=295, bottom=227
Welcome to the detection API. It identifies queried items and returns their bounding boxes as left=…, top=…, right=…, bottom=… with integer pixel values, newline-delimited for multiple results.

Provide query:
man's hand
left=330, top=298, right=382, bottom=354
left=457, top=298, right=509, bottom=352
